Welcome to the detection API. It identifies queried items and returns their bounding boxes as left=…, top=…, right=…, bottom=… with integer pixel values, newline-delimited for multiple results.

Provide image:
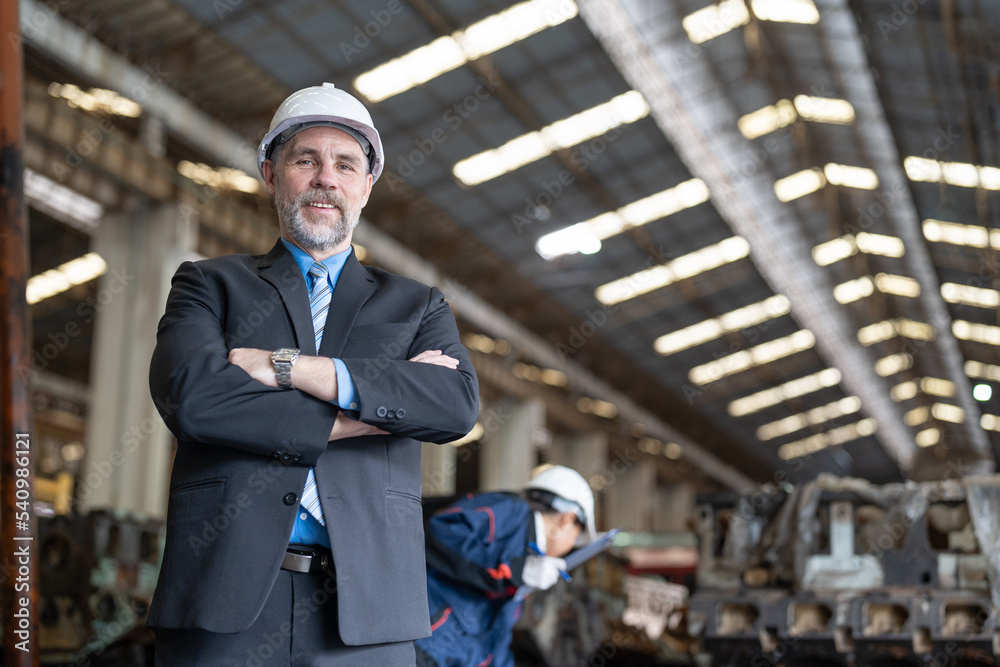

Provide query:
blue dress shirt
left=281, top=238, right=360, bottom=547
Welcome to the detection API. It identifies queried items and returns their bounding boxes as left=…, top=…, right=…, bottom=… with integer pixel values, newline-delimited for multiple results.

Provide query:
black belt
left=282, top=545, right=332, bottom=573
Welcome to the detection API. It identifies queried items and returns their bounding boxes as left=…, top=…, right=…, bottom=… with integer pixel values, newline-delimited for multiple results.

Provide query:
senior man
left=148, top=83, right=479, bottom=666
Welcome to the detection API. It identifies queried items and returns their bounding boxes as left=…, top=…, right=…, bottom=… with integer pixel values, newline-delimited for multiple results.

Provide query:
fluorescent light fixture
left=655, top=295, right=791, bottom=356
left=688, top=329, right=816, bottom=386
left=738, top=96, right=854, bottom=140
left=874, top=273, right=920, bottom=298
left=537, top=178, right=710, bottom=260
left=932, top=403, right=965, bottom=424
left=356, top=0, right=577, bottom=102
left=793, top=95, right=855, bottom=124
left=953, top=320, right=1000, bottom=346
left=595, top=236, right=749, bottom=306
left=892, top=377, right=955, bottom=402
left=178, top=161, right=259, bottom=194
left=774, top=168, right=825, bottom=202
left=904, top=406, right=930, bottom=427
left=858, top=319, right=934, bottom=345
left=941, top=283, right=1000, bottom=309
left=682, top=0, right=818, bottom=44
left=857, top=321, right=897, bottom=346
left=916, top=428, right=941, bottom=447
left=833, top=276, right=874, bottom=304
left=966, top=360, right=1000, bottom=383
left=824, top=163, right=879, bottom=190
left=891, top=380, right=919, bottom=402
left=777, top=418, right=877, bottom=460
left=24, top=168, right=104, bottom=233
left=834, top=274, right=919, bottom=304
left=856, top=232, right=906, bottom=257
left=905, top=157, right=1000, bottom=191
left=756, top=396, right=862, bottom=441
left=982, top=414, right=1000, bottom=432
left=921, top=377, right=956, bottom=398
left=738, top=99, right=797, bottom=140
left=728, top=368, right=842, bottom=417
left=48, top=82, right=141, bottom=117
left=875, top=352, right=913, bottom=377
left=813, top=236, right=856, bottom=266
left=923, top=219, right=1000, bottom=249
left=27, top=252, right=107, bottom=305
left=577, top=397, right=618, bottom=419
left=453, top=131, right=551, bottom=186
left=973, top=384, right=992, bottom=402
left=751, top=0, right=820, bottom=24
left=455, top=90, right=649, bottom=186
left=663, top=442, right=683, bottom=459
left=813, top=232, right=906, bottom=268
left=682, top=0, right=750, bottom=44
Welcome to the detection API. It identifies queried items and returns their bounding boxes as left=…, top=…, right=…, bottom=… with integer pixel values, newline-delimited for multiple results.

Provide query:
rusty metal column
left=1, top=1, right=37, bottom=665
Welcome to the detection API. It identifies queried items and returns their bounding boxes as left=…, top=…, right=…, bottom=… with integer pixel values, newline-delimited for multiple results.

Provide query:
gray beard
left=275, top=188, right=359, bottom=252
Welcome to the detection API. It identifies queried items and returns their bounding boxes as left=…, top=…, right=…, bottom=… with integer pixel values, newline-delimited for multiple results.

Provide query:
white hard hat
left=524, top=465, right=596, bottom=544
left=257, top=82, right=384, bottom=183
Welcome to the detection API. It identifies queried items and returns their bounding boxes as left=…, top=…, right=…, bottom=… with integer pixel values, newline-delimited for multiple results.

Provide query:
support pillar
left=548, top=431, right=609, bottom=484
left=78, top=202, right=197, bottom=518
left=421, top=443, right=457, bottom=497
left=479, top=398, right=544, bottom=492
left=654, top=482, right=696, bottom=533
left=605, top=460, right=656, bottom=532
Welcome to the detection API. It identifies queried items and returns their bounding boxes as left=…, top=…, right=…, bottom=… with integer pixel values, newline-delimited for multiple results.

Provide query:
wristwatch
left=271, top=348, right=300, bottom=390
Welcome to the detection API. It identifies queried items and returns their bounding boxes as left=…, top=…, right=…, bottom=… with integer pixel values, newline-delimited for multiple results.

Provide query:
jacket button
left=396, top=408, right=406, bottom=419
left=283, top=492, right=298, bottom=506
left=293, top=454, right=302, bottom=463
left=281, top=452, right=292, bottom=462
left=376, top=406, right=387, bottom=418
left=271, top=451, right=281, bottom=459
left=385, top=409, right=396, bottom=419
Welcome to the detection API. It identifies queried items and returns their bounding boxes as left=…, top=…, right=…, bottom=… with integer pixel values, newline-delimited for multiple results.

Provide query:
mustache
left=295, top=190, right=347, bottom=208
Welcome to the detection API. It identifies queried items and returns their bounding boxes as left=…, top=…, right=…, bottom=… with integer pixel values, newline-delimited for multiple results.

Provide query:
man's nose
left=311, top=163, right=340, bottom=189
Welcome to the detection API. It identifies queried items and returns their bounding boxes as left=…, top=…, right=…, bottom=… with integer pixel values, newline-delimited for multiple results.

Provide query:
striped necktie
left=301, top=262, right=331, bottom=526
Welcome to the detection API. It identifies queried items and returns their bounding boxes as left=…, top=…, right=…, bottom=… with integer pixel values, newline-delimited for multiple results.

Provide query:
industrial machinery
left=687, top=474, right=1000, bottom=667
left=39, top=510, right=163, bottom=666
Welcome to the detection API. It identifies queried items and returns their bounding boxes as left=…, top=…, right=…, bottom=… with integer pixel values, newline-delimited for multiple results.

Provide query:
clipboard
left=514, top=528, right=622, bottom=602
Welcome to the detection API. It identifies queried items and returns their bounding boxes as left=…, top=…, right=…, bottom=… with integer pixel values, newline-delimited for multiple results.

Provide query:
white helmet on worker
left=257, top=82, right=384, bottom=183
left=524, top=465, right=596, bottom=544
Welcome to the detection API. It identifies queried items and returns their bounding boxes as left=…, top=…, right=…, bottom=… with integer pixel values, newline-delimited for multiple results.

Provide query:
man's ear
left=262, top=159, right=277, bottom=196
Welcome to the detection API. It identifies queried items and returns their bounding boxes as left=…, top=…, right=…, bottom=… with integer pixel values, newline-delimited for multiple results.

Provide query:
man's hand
left=228, top=348, right=277, bottom=387
left=409, top=349, right=458, bottom=369
left=330, top=412, right=388, bottom=441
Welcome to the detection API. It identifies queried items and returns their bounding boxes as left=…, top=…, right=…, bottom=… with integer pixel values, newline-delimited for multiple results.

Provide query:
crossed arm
left=227, top=347, right=458, bottom=440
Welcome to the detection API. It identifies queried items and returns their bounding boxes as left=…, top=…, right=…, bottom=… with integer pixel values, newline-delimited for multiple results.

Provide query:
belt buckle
left=282, top=546, right=330, bottom=573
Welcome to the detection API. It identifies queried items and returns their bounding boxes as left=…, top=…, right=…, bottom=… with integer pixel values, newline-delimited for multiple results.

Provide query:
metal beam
left=353, top=223, right=758, bottom=493
left=813, top=0, right=993, bottom=472
left=1, top=1, right=37, bottom=663
left=576, top=0, right=927, bottom=474
left=19, top=0, right=260, bottom=179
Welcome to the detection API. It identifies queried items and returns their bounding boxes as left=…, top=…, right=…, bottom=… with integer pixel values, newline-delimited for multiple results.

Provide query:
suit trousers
left=153, top=565, right=416, bottom=666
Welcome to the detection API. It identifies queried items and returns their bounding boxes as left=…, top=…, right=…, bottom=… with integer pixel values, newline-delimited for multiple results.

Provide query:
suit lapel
left=319, top=249, right=375, bottom=359
left=258, top=241, right=317, bottom=356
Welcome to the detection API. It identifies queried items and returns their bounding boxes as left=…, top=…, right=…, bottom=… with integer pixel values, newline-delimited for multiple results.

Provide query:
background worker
left=415, top=465, right=597, bottom=667
left=148, top=82, right=479, bottom=666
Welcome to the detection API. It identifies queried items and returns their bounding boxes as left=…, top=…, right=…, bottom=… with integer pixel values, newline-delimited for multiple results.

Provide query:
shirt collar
left=532, top=511, right=547, bottom=553
left=280, top=237, right=351, bottom=287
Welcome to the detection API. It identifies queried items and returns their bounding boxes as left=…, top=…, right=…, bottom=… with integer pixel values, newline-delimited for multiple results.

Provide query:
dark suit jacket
left=147, top=240, right=479, bottom=645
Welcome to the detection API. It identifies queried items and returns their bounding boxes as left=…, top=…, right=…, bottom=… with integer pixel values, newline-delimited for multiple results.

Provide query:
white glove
left=522, top=555, right=567, bottom=590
